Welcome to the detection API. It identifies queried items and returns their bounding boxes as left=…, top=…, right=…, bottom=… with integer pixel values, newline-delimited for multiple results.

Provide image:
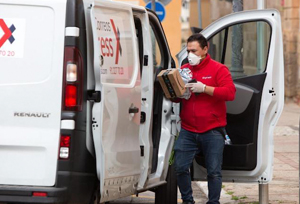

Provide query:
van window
left=134, top=17, right=143, bottom=77
left=208, top=21, right=271, bottom=78
left=148, top=13, right=171, bottom=174
left=150, top=27, right=162, bottom=70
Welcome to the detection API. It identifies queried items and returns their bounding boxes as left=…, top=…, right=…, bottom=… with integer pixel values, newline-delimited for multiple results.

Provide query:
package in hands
left=157, top=69, right=186, bottom=98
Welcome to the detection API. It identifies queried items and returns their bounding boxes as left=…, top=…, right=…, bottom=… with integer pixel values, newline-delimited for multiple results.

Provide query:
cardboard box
left=157, top=69, right=186, bottom=98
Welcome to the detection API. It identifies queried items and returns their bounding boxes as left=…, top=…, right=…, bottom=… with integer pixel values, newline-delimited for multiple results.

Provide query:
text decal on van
left=94, top=8, right=137, bottom=84
left=110, top=19, right=122, bottom=65
left=0, top=18, right=26, bottom=58
left=14, top=112, right=51, bottom=118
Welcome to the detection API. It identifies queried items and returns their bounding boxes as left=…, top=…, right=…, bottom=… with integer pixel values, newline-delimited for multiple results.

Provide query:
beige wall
left=281, top=0, right=300, bottom=101
left=139, top=1, right=182, bottom=66
left=189, top=0, right=211, bottom=30
left=161, top=1, right=181, bottom=65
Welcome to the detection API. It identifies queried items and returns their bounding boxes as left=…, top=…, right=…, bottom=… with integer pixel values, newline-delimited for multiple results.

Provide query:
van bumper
left=0, top=186, right=67, bottom=203
left=0, top=171, right=97, bottom=204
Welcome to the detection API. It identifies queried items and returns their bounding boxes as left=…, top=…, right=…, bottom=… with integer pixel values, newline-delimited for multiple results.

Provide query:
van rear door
left=0, top=0, right=67, bottom=186
left=90, top=1, right=142, bottom=202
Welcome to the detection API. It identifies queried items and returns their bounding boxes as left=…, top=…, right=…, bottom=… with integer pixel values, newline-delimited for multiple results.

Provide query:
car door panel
left=195, top=74, right=266, bottom=170
left=195, top=73, right=266, bottom=170
left=141, top=10, right=176, bottom=190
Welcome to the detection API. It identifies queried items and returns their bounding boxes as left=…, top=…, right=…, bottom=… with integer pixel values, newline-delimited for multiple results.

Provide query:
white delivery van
left=0, top=0, right=284, bottom=203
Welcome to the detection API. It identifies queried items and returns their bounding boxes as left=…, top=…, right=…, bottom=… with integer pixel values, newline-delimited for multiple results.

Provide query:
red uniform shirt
left=176, top=54, right=236, bottom=133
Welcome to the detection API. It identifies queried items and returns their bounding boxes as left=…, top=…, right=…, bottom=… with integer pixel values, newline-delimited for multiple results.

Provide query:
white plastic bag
left=178, top=68, right=193, bottom=100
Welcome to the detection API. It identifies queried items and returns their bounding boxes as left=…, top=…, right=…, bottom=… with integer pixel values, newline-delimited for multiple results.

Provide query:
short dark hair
left=187, top=33, right=208, bottom=49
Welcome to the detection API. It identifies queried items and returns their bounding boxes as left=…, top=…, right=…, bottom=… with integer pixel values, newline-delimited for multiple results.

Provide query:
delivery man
left=173, top=33, right=236, bottom=204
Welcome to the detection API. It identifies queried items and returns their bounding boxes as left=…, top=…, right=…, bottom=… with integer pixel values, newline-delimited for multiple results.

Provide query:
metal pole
left=257, top=2, right=268, bottom=201
left=151, top=0, right=156, bottom=12
left=197, top=0, right=202, bottom=28
left=259, top=183, right=269, bottom=204
left=257, top=0, right=266, bottom=9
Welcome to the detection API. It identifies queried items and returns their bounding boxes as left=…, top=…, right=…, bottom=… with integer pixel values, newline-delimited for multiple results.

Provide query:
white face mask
left=188, top=52, right=202, bottom=66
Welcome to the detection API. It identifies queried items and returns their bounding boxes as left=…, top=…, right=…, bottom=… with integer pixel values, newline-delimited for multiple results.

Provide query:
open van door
left=90, top=0, right=141, bottom=202
left=177, top=9, right=284, bottom=183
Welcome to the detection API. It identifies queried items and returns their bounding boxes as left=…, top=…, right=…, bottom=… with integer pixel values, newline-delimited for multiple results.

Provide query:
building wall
left=189, top=0, right=211, bottom=30
left=281, top=0, right=300, bottom=102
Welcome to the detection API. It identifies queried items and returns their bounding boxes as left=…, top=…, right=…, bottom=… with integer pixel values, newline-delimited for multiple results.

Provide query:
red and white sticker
left=0, top=18, right=26, bottom=58
left=94, top=8, right=137, bottom=83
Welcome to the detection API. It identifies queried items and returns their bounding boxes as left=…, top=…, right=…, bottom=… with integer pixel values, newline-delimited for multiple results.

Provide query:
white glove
left=185, top=81, right=206, bottom=93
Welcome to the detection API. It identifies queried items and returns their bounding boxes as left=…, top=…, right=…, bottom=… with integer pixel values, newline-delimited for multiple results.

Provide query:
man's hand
left=185, top=81, right=206, bottom=93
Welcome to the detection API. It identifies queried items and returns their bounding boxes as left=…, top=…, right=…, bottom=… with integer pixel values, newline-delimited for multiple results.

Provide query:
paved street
left=109, top=182, right=206, bottom=203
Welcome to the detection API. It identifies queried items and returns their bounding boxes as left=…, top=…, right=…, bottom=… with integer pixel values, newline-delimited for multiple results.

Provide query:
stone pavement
left=110, top=182, right=205, bottom=203
left=196, top=101, right=299, bottom=204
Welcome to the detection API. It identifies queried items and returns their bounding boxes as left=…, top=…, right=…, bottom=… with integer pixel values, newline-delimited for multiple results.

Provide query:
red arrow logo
left=0, top=19, right=12, bottom=48
left=110, top=19, right=122, bottom=65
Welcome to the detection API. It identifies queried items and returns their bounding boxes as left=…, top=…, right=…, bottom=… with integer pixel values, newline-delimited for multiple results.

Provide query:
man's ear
left=204, top=46, right=208, bottom=54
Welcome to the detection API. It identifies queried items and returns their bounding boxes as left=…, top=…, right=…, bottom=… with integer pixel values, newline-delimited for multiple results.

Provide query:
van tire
left=154, top=164, right=177, bottom=204
left=89, top=182, right=100, bottom=204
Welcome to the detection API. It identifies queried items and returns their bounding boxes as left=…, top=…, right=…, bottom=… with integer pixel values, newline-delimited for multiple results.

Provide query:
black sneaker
left=182, top=201, right=195, bottom=204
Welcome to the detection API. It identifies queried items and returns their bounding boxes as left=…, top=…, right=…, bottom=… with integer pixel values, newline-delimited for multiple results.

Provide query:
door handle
left=129, top=107, right=139, bottom=114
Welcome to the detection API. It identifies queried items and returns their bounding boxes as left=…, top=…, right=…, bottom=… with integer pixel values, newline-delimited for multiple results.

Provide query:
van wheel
left=154, top=164, right=177, bottom=204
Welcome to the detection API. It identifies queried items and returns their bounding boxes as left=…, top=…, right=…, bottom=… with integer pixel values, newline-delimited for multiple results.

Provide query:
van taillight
left=60, top=135, right=70, bottom=159
left=33, top=192, right=47, bottom=197
left=63, top=47, right=83, bottom=111
left=65, top=85, right=77, bottom=107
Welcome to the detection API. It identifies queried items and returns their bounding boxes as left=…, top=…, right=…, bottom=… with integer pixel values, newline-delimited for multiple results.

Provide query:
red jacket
left=175, top=54, right=235, bottom=133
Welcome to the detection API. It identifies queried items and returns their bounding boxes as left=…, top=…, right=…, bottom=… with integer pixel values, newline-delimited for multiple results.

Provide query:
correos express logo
left=97, top=19, right=122, bottom=65
left=0, top=18, right=25, bottom=58
left=0, top=19, right=15, bottom=48
left=96, top=15, right=132, bottom=81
